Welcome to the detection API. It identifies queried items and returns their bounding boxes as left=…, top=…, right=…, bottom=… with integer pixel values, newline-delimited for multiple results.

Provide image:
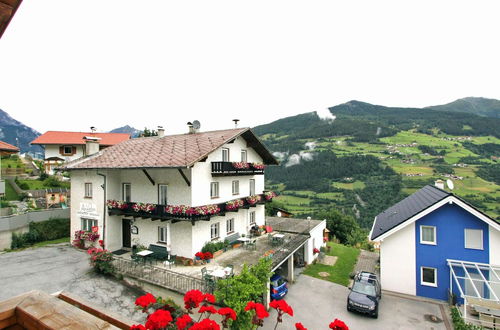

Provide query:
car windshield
left=352, top=281, right=376, bottom=296
left=271, top=278, right=285, bottom=287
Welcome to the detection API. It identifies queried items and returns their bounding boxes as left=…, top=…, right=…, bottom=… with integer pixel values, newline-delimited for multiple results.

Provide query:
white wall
left=304, top=220, right=326, bottom=264
left=45, top=144, right=85, bottom=162
left=379, top=222, right=416, bottom=295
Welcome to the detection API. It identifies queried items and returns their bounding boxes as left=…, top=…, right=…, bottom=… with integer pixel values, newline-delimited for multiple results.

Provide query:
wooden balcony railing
left=211, top=162, right=264, bottom=176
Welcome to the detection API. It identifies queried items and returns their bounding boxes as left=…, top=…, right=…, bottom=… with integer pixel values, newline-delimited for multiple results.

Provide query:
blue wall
left=415, top=203, right=489, bottom=301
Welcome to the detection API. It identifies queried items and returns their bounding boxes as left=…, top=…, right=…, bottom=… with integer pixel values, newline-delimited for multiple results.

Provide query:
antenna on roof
left=233, top=119, right=239, bottom=128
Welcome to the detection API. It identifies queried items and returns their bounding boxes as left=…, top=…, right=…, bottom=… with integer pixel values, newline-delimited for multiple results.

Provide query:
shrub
left=10, top=218, right=70, bottom=249
left=201, top=240, right=227, bottom=253
left=87, top=248, right=115, bottom=275
left=43, top=176, right=62, bottom=187
left=450, top=307, right=482, bottom=330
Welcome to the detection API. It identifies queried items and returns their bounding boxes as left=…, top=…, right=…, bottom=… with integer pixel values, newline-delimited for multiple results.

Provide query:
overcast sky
left=1, top=0, right=499, bottom=135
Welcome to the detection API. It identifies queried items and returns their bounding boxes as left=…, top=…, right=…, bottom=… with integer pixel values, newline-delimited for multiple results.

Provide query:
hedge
left=11, top=218, right=70, bottom=249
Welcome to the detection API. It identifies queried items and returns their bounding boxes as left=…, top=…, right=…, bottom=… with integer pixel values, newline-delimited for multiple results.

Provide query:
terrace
left=211, top=161, right=265, bottom=176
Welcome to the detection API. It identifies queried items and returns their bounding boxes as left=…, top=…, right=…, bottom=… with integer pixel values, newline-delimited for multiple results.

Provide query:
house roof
left=370, top=185, right=451, bottom=240
left=62, top=128, right=279, bottom=170
left=0, top=140, right=19, bottom=151
left=30, top=131, right=130, bottom=146
left=266, top=216, right=324, bottom=234
left=0, top=0, right=23, bottom=39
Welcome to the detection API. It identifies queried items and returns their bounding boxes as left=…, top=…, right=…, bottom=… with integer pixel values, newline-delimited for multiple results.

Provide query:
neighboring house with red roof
left=0, top=140, right=19, bottom=156
left=31, top=131, right=130, bottom=174
left=61, top=126, right=283, bottom=258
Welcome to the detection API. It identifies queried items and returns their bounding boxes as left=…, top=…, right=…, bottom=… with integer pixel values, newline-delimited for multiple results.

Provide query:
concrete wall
left=0, top=208, right=70, bottom=250
left=380, top=222, right=416, bottom=296
left=304, top=220, right=327, bottom=264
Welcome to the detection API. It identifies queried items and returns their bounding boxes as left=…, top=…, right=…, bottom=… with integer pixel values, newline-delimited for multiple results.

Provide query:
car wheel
left=347, top=306, right=351, bottom=312
left=372, top=309, right=378, bottom=319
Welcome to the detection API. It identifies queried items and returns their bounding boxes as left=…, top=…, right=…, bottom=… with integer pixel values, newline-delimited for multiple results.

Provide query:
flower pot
left=206, top=259, right=211, bottom=263
left=233, top=243, right=242, bottom=249
left=213, top=250, right=224, bottom=259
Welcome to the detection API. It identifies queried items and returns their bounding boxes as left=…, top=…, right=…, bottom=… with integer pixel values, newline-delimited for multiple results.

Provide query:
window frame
left=421, top=267, right=437, bottom=287
left=158, top=184, right=168, bottom=205
left=226, top=218, right=234, bottom=235
left=249, top=211, right=256, bottom=225
left=63, top=145, right=73, bottom=155
left=241, top=150, right=247, bottom=162
left=222, top=148, right=230, bottom=162
left=84, top=182, right=92, bottom=198
left=420, top=225, right=437, bottom=245
left=210, top=182, right=219, bottom=199
left=249, top=179, right=255, bottom=196
left=211, top=223, right=220, bottom=240
left=158, top=226, right=168, bottom=244
left=122, top=183, right=131, bottom=202
left=81, top=218, right=97, bottom=232
left=232, top=180, right=239, bottom=195
left=465, top=228, right=483, bottom=250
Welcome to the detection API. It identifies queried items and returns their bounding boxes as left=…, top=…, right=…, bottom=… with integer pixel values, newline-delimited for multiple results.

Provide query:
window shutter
left=59, top=146, right=64, bottom=154
left=71, top=146, right=77, bottom=155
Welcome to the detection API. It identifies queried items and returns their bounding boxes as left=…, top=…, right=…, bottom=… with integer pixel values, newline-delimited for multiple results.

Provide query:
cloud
left=272, top=151, right=288, bottom=161
left=315, top=108, right=336, bottom=122
left=285, top=154, right=301, bottom=167
left=304, top=141, right=316, bottom=151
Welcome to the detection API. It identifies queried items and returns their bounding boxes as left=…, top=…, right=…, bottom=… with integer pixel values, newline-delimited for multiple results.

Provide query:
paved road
left=0, top=244, right=146, bottom=323
left=262, top=274, right=451, bottom=330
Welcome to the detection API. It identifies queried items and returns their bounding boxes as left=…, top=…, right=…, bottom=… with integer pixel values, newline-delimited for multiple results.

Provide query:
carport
left=447, top=259, right=500, bottom=328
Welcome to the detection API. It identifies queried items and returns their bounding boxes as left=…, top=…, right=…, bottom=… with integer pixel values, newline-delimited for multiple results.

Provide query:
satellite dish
left=446, top=179, right=454, bottom=190
left=192, top=120, right=201, bottom=130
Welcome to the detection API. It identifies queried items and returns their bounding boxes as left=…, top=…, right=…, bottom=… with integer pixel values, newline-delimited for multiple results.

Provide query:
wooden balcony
left=211, top=162, right=264, bottom=177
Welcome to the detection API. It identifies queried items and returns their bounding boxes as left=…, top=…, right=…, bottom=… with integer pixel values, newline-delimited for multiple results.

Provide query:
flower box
left=232, top=243, right=242, bottom=249
left=213, top=249, right=224, bottom=259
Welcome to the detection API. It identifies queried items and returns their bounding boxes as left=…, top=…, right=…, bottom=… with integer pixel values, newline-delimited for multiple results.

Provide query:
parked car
left=270, top=274, right=288, bottom=300
left=347, top=271, right=381, bottom=318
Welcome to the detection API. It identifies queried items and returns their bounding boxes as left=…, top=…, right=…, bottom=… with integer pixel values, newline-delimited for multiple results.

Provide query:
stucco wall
left=380, top=222, right=416, bottom=295
left=304, top=220, right=326, bottom=264
left=45, top=144, right=85, bottom=162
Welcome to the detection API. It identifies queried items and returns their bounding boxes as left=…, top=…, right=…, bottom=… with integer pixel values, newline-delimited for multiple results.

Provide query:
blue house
left=370, top=185, right=500, bottom=302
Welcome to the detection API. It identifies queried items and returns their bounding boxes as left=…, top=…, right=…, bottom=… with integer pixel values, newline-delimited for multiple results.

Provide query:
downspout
left=97, top=172, right=107, bottom=248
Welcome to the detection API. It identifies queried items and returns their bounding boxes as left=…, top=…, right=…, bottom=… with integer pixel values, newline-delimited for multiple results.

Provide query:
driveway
left=0, top=244, right=146, bottom=323
left=262, top=274, right=451, bottom=330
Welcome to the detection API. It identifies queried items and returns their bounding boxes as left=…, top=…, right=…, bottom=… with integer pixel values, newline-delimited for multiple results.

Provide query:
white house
left=63, top=126, right=286, bottom=259
left=31, top=131, right=130, bottom=174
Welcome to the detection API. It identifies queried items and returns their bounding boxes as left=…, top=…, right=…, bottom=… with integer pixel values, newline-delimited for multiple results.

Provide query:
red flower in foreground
left=203, top=252, right=213, bottom=260
left=202, top=293, right=216, bottom=304
left=244, top=301, right=269, bottom=319
left=130, top=325, right=146, bottom=330
left=190, top=318, right=220, bottom=330
left=295, top=323, right=308, bottom=330
left=145, top=309, right=173, bottom=330
left=135, top=293, right=156, bottom=309
left=184, top=290, right=204, bottom=310
left=329, top=318, right=349, bottom=330
left=199, top=305, right=218, bottom=314
left=218, top=307, right=237, bottom=321
left=270, top=299, right=294, bottom=316
left=175, top=314, right=192, bottom=330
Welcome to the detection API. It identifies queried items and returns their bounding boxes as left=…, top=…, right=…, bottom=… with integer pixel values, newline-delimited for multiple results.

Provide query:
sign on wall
left=77, top=202, right=99, bottom=220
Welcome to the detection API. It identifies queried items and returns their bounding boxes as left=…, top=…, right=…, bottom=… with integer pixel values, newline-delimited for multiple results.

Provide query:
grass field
left=332, top=181, right=365, bottom=190
left=4, top=180, right=19, bottom=201
left=303, top=242, right=360, bottom=286
left=17, top=179, right=70, bottom=190
left=1, top=157, right=24, bottom=169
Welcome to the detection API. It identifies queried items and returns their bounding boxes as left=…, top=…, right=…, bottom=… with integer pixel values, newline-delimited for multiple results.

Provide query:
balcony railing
left=107, top=192, right=275, bottom=223
left=211, top=162, right=264, bottom=176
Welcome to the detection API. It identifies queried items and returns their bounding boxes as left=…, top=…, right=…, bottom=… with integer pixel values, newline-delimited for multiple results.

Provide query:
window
left=211, top=223, right=220, bottom=240
left=222, top=148, right=230, bottom=162
left=63, top=146, right=73, bottom=155
left=465, top=229, right=483, bottom=250
left=81, top=218, right=97, bottom=232
left=420, top=226, right=436, bottom=245
left=158, top=226, right=168, bottom=243
left=210, top=182, right=219, bottom=198
left=241, top=150, right=247, bottom=162
left=122, top=183, right=131, bottom=202
left=249, top=211, right=256, bottom=225
left=249, top=179, right=255, bottom=196
left=158, top=184, right=168, bottom=205
left=421, top=267, right=437, bottom=287
left=84, top=183, right=92, bottom=198
left=232, top=180, right=239, bottom=195
left=226, top=218, right=234, bottom=234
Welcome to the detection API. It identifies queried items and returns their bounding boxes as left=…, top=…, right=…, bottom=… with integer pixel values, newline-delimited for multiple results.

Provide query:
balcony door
left=122, top=183, right=131, bottom=202
left=158, top=184, right=168, bottom=205
left=122, top=219, right=132, bottom=248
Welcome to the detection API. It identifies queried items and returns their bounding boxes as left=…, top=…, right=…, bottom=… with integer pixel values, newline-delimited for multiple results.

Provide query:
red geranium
left=313, top=248, right=320, bottom=254
left=195, top=252, right=205, bottom=259
left=135, top=293, right=156, bottom=310
left=218, top=307, right=237, bottom=321
left=270, top=299, right=293, bottom=316
left=202, top=293, right=216, bottom=303
left=329, top=318, right=349, bottom=330
left=199, top=305, right=218, bottom=314
left=295, top=323, right=308, bottom=330
left=145, top=309, right=172, bottom=330
left=245, top=301, right=269, bottom=326
left=184, top=290, right=204, bottom=310
left=175, top=314, right=192, bottom=330
left=130, top=325, right=146, bottom=330
left=204, top=252, right=213, bottom=260
left=190, top=318, right=220, bottom=330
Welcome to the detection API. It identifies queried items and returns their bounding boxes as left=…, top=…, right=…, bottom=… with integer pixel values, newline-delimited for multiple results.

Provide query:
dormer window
left=222, top=148, right=230, bottom=162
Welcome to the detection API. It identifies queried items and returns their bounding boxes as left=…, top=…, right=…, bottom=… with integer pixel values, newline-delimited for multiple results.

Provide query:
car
left=270, top=274, right=288, bottom=300
left=347, top=271, right=381, bottom=318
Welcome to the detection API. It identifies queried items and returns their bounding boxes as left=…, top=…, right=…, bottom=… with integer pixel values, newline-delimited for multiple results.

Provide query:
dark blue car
left=270, top=274, right=288, bottom=300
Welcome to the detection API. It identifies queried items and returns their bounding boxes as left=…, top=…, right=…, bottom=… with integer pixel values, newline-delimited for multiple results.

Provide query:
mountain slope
left=0, top=109, right=41, bottom=154
left=427, top=97, right=500, bottom=118
left=109, top=125, right=141, bottom=137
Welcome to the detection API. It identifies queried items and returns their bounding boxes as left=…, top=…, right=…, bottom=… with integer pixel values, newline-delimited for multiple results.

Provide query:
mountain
left=427, top=97, right=500, bottom=118
left=0, top=109, right=41, bottom=154
left=109, top=125, right=142, bottom=137
left=255, top=99, right=500, bottom=228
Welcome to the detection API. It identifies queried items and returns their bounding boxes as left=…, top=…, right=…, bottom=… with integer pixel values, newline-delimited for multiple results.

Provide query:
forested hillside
left=256, top=100, right=500, bottom=230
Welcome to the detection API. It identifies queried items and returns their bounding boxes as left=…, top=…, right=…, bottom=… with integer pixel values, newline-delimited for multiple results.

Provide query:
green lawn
left=17, top=179, right=70, bottom=190
left=4, top=180, right=19, bottom=201
left=1, top=157, right=24, bottom=169
left=303, top=242, right=360, bottom=286
left=32, top=237, right=70, bottom=248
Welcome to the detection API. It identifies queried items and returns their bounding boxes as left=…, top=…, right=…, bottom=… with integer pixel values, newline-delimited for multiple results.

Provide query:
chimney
left=233, top=119, right=239, bottom=128
left=157, top=126, right=165, bottom=138
left=434, top=179, right=445, bottom=189
left=187, top=122, right=196, bottom=134
left=83, top=136, right=101, bottom=156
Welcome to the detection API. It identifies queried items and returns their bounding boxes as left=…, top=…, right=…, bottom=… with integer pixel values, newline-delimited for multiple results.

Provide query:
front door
left=122, top=219, right=132, bottom=248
